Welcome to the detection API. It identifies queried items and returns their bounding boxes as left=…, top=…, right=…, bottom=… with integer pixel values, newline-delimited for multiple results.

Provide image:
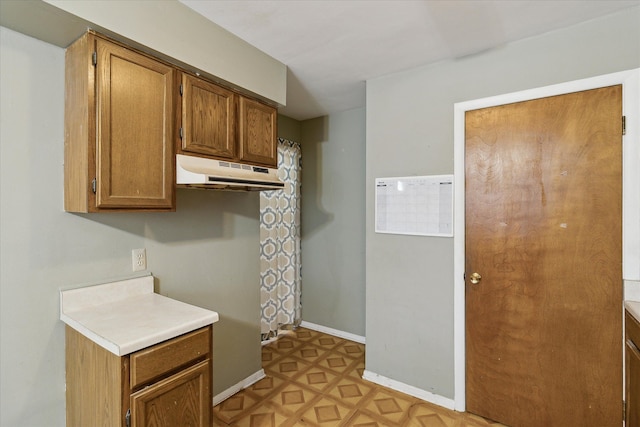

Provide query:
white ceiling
left=179, top=0, right=639, bottom=120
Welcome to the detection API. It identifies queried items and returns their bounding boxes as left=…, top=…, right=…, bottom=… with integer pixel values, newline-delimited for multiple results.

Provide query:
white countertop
left=626, top=300, right=640, bottom=323
left=60, top=275, right=219, bottom=356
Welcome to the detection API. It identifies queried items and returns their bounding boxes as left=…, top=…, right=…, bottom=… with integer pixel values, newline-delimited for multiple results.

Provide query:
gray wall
left=277, top=114, right=302, bottom=143
left=365, top=7, right=640, bottom=399
left=300, top=108, right=366, bottom=336
left=0, top=0, right=286, bottom=105
left=0, top=26, right=263, bottom=426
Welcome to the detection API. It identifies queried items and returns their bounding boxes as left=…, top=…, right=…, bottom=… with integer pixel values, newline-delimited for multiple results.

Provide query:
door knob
left=470, top=272, right=482, bottom=284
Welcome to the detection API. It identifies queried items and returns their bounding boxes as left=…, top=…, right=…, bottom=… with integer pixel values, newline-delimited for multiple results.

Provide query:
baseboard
left=212, top=369, right=266, bottom=406
left=299, top=321, right=366, bottom=344
left=362, top=370, right=455, bottom=411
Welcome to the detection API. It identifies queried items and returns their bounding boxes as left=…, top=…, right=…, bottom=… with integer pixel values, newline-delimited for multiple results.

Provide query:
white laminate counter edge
left=61, top=311, right=121, bottom=354
left=60, top=275, right=219, bottom=356
left=626, top=301, right=640, bottom=323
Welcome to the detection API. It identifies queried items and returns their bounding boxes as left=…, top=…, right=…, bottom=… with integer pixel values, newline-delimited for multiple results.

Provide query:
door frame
left=452, top=68, right=640, bottom=411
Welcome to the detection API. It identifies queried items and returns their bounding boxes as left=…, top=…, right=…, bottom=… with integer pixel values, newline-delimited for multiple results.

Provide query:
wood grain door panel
left=627, top=311, right=640, bottom=426
left=130, top=360, right=210, bottom=427
left=238, top=97, right=277, bottom=167
left=181, top=73, right=237, bottom=159
left=465, top=86, right=622, bottom=426
left=627, top=341, right=640, bottom=426
left=95, top=39, right=174, bottom=209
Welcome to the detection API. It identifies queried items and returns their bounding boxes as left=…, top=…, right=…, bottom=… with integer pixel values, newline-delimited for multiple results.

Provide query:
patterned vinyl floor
left=213, top=327, right=506, bottom=427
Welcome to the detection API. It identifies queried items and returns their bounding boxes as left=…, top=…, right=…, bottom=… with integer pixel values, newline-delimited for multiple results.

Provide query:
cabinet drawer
left=627, top=310, right=640, bottom=347
left=130, top=327, right=210, bottom=389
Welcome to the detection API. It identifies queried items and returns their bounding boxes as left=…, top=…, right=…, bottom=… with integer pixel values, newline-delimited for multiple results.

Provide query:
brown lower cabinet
left=627, top=310, right=640, bottom=426
left=65, top=325, right=212, bottom=427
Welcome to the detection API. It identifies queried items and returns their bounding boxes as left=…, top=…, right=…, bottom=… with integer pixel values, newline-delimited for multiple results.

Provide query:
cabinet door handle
left=125, top=408, right=131, bottom=427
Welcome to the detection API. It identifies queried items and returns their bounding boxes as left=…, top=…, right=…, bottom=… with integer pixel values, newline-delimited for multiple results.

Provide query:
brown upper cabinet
left=64, top=31, right=279, bottom=213
left=180, top=73, right=237, bottom=160
left=64, top=32, right=175, bottom=212
left=238, top=96, right=278, bottom=167
left=180, top=73, right=277, bottom=168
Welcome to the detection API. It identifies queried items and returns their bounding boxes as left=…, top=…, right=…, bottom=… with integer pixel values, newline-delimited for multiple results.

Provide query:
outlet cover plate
left=132, top=248, right=146, bottom=272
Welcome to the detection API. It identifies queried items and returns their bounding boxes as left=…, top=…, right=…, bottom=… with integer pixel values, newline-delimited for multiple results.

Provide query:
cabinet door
left=181, top=74, right=236, bottom=159
left=628, top=340, right=640, bottom=426
left=130, top=360, right=210, bottom=427
left=238, top=97, right=277, bottom=167
left=95, top=39, right=174, bottom=209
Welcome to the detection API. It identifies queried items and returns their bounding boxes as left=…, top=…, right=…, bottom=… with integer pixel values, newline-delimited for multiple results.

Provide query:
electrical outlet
left=132, top=248, right=146, bottom=271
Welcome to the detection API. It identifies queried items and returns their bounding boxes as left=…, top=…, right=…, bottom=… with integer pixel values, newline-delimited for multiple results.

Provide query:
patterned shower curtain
left=259, top=138, right=302, bottom=342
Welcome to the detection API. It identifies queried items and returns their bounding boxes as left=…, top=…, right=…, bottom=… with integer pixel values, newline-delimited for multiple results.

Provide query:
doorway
left=465, top=86, right=622, bottom=426
left=452, top=69, right=640, bottom=417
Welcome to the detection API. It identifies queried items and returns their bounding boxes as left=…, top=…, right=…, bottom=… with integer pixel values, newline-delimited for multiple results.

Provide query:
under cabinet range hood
left=176, top=154, right=284, bottom=191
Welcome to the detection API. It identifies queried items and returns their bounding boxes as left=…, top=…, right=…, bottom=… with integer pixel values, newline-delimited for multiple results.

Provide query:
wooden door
left=95, top=39, right=174, bottom=209
left=238, top=97, right=277, bottom=167
left=465, top=86, right=622, bottom=426
left=181, top=73, right=237, bottom=159
left=130, top=360, right=211, bottom=427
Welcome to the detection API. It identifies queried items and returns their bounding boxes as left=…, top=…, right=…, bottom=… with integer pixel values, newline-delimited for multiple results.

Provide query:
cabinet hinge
left=125, top=408, right=131, bottom=427
left=622, top=116, right=626, bottom=136
left=91, top=178, right=96, bottom=194
left=180, top=84, right=183, bottom=96
left=92, top=51, right=97, bottom=66
left=179, top=127, right=183, bottom=140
